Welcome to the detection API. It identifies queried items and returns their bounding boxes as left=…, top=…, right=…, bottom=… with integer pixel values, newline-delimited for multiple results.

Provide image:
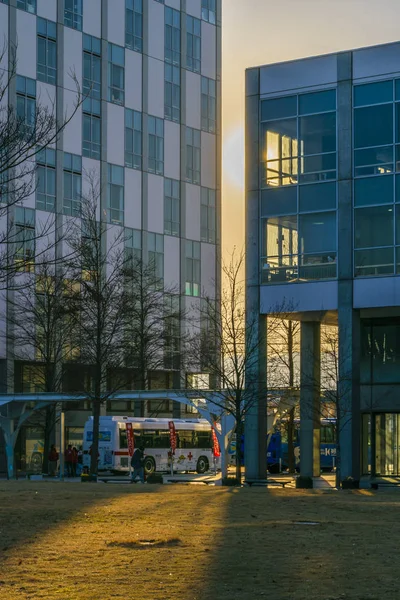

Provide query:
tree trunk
left=235, top=417, right=242, bottom=482
left=287, top=407, right=295, bottom=473
left=90, top=398, right=101, bottom=475
left=42, top=405, right=54, bottom=474
left=287, top=322, right=296, bottom=473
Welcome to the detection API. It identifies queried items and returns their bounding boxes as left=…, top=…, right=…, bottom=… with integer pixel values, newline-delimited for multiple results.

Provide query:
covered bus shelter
left=0, top=391, right=236, bottom=479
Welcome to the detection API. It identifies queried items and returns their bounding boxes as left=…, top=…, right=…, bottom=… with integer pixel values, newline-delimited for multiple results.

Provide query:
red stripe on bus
left=114, top=451, right=129, bottom=456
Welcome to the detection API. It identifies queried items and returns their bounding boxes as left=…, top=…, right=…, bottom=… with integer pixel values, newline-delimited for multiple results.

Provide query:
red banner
left=168, top=421, right=176, bottom=454
left=211, top=428, right=221, bottom=458
left=126, top=422, right=134, bottom=457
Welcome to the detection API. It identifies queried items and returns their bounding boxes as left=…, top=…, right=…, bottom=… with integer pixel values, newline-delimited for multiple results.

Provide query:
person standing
left=131, top=446, right=145, bottom=483
left=48, top=445, right=59, bottom=477
left=71, top=446, right=79, bottom=477
left=65, top=444, right=74, bottom=478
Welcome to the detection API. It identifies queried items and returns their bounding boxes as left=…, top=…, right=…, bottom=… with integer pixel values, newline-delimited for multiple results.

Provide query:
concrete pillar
left=244, top=67, right=267, bottom=481
left=336, top=52, right=361, bottom=482
left=300, top=321, right=321, bottom=478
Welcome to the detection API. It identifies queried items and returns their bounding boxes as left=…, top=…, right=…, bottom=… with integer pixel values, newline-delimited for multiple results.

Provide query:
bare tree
left=65, top=187, right=134, bottom=475
left=185, top=248, right=269, bottom=482
left=124, top=253, right=183, bottom=415
left=0, top=40, right=82, bottom=287
left=5, top=256, right=75, bottom=473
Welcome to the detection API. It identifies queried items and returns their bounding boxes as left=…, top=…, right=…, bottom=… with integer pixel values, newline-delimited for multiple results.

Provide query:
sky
left=222, top=0, right=400, bottom=254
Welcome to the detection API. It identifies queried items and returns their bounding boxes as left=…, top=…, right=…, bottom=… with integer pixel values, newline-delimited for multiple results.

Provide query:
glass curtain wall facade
left=248, top=43, right=400, bottom=483
left=260, top=90, right=337, bottom=283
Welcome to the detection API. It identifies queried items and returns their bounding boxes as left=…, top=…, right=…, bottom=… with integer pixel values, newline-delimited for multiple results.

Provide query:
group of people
left=48, top=444, right=82, bottom=477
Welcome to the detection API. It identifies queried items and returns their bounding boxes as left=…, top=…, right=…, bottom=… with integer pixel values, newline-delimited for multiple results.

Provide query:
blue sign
left=86, top=430, right=111, bottom=443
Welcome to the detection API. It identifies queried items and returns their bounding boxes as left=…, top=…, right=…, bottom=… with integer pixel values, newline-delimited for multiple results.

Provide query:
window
left=83, top=34, right=101, bottom=116
left=201, top=77, right=216, bottom=133
left=107, top=164, right=124, bottom=225
left=261, top=89, right=336, bottom=188
left=148, top=116, right=164, bottom=175
left=164, top=178, right=180, bottom=236
left=37, top=148, right=56, bottom=212
left=125, top=0, right=143, bottom=53
left=37, top=18, right=56, bottom=85
left=125, top=227, right=142, bottom=265
left=165, top=64, right=180, bottom=122
left=354, top=175, right=393, bottom=207
left=354, top=104, right=393, bottom=149
left=201, top=0, right=216, bottom=23
left=15, top=207, right=35, bottom=272
left=64, top=0, right=82, bottom=30
left=165, top=7, right=180, bottom=66
left=354, top=206, right=394, bottom=277
left=355, top=206, right=393, bottom=249
left=186, top=127, right=201, bottom=184
left=186, top=15, right=201, bottom=73
left=125, top=109, right=142, bottom=169
left=148, top=232, right=164, bottom=283
left=63, top=153, right=82, bottom=216
left=185, top=240, right=200, bottom=296
left=108, top=43, right=125, bottom=105
left=164, top=294, right=180, bottom=370
left=82, top=114, right=101, bottom=160
left=17, top=0, right=36, bottom=13
left=16, top=75, right=36, bottom=134
left=201, top=187, right=216, bottom=243
left=298, top=182, right=336, bottom=212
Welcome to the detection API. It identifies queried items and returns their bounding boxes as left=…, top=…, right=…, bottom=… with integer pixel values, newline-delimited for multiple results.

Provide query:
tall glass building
left=0, top=0, right=221, bottom=468
left=245, top=42, right=400, bottom=483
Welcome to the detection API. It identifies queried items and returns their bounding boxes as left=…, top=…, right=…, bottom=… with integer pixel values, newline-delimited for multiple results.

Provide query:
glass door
left=374, top=413, right=400, bottom=476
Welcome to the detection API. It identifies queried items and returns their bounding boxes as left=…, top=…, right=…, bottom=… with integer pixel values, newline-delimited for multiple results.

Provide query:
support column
left=300, top=321, right=321, bottom=478
left=338, top=305, right=360, bottom=480
left=244, top=67, right=267, bottom=481
left=337, top=51, right=361, bottom=482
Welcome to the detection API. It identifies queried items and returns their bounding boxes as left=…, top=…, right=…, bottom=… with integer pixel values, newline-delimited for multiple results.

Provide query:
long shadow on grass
left=196, top=487, right=400, bottom=600
left=0, top=481, right=162, bottom=559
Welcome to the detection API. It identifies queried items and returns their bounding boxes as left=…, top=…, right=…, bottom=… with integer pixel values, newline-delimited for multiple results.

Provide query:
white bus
left=82, top=416, right=219, bottom=475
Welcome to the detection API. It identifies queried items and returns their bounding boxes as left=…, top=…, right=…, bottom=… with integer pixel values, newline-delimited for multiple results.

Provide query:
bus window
left=321, top=424, right=335, bottom=444
left=196, top=431, right=212, bottom=448
left=119, top=429, right=128, bottom=449
left=178, top=430, right=193, bottom=448
left=152, top=430, right=170, bottom=448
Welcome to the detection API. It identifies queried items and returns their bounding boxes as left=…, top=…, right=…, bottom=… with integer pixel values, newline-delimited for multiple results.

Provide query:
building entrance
left=363, top=413, right=400, bottom=476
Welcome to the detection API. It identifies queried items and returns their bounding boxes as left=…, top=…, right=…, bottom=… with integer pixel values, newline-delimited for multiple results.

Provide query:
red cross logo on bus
left=187, top=452, right=193, bottom=461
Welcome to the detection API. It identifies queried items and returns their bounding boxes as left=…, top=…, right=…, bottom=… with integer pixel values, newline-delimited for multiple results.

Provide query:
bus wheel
left=144, top=456, right=156, bottom=476
left=196, top=456, right=209, bottom=474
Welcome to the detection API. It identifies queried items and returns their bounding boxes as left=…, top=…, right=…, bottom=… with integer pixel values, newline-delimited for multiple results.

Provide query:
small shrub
left=296, top=476, right=313, bottom=489
left=222, top=476, right=240, bottom=486
left=146, top=473, right=163, bottom=484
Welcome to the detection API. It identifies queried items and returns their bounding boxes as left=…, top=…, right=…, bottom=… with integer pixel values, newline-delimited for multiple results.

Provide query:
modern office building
left=0, top=0, right=221, bottom=470
left=245, top=41, right=400, bottom=483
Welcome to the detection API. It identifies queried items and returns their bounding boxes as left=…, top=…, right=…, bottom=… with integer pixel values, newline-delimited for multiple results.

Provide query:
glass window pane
left=355, top=146, right=393, bottom=176
left=354, top=175, right=393, bottom=207
left=299, top=113, right=336, bottom=155
left=299, top=182, right=336, bottom=212
left=263, top=215, right=298, bottom=257
left=299, top=90, right=336, bottom=115
left=261, top=96, right=297, bottom=121
left=355, top=205, right=394, bottom=248
left=354, top=104, right=393, bottom=148
left=355, top=248, right=394, bottom=276
left=299, top=211, right=336, bottom=254
left=261, top=186, right=297, bottom=216
left=354, top=81, right=393, bottom=107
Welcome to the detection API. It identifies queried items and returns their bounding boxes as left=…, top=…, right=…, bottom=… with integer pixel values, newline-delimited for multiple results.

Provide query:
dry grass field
left=0, top=481, right=399, bottom=600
